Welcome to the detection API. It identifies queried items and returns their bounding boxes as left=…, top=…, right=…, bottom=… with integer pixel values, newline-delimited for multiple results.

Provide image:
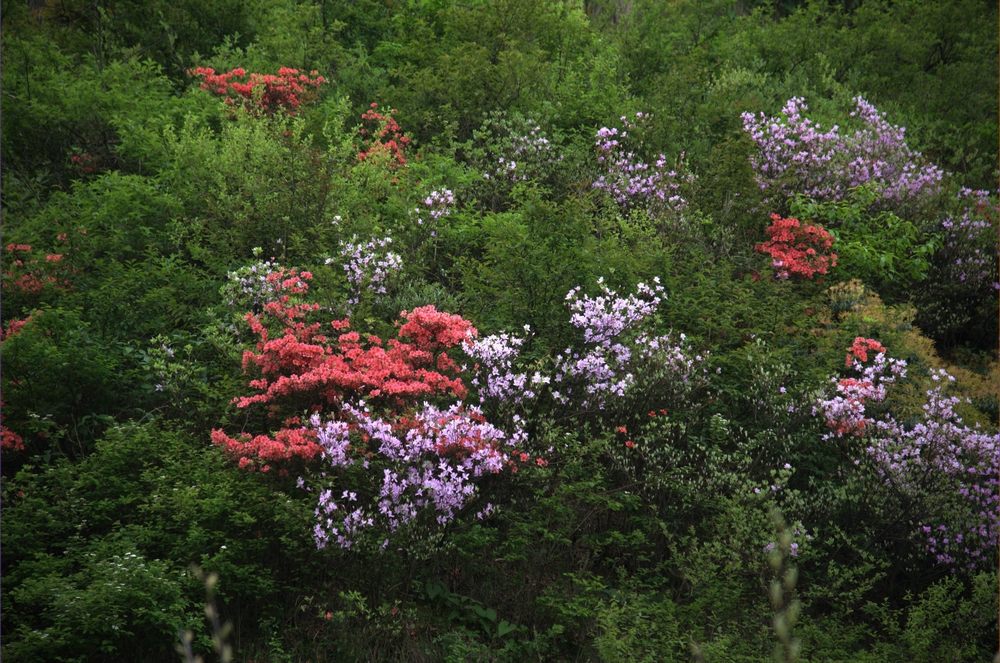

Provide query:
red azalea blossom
left=846, top=337, right=886, bottom=367
left=214, top=270, right=479, bottom=471
left=357, top=104, right=411, bottom=168
left=755, top=213, right=837, bottom=280
left=189, top=66, right=326, bottom=115
left=1, top=426, right=25, bottom=452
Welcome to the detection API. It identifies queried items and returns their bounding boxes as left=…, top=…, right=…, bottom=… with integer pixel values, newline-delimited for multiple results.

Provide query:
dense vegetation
left=2, top=1, right=998, bottom=660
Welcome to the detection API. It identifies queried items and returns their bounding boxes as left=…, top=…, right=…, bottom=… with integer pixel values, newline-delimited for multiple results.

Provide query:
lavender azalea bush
left=742, top=96, right=944, bottom=210
left=818, top=350, right=999, bottom=569
left=593, top=113, right=691, bottom=217
left=310, top=402, right=524, bottom=550
left=331, top=235, right=403, bottom=306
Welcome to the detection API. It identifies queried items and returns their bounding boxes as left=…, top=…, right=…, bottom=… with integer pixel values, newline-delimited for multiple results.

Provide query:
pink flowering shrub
left=817, top=338, right=906, bottom=438
left=357, top=103, right=411, bottom=168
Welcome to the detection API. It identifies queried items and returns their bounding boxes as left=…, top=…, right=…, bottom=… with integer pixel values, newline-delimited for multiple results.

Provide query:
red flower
left=755, top=214, right=837, bottom=280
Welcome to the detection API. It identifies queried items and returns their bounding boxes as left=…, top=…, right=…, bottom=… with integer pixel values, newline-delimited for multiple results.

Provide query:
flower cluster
left=938, top=188, right=998, bottom=293
left=211, top=425, right=320, bottom=472
left=416, top=189, right=455, bottom=237
left=816, top=340, right=906, bottom=438
left=463, top=328, right=547, bottom=406
left=69, top=150, right=99, bottom=175
left=221, top=254, right=284, bottom=310
left=1, top=314, right=33, bottom=341
left=868, top=370, right=999, bottom=568
left=592, top=113, right=690, bottom=215
left=357, top=103, right=411, bottom=167
left=553, top=278, right=665, bottom=408
left=311, top=401, right=525, bottom=549
left=331, top=236, right=403, bottom=306
left=3, top=242, right=70, bottom=297
left=189, top=67, right=326, bottom=115
left=845, top=336, right=885, bottom=367
left=755, top=214, right=837, bottom=280
left=1, top=425, right=25, bottom=452
left=742, top=96, right=943, bottom=208
left=483, top=121, right=561, bottom=183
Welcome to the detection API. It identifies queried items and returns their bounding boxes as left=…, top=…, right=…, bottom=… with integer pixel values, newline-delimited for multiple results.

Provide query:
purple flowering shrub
left=742, top=96, right=944, bottom=211
left=593, top=112, right=692, bottom=218
left=869, top=371, right=999, bottom=569
left=462, top=278, right=709, bottom=419
left=310, top=402, right=525, bottom=550
left=415, top=188, right=455, bottom=238
left=330, top=235, right=403, bottom=307
left=935, top=188, right=997, bottom=294
left=915, top=187, right=998, bottom=346
left=817, top=347, right=999, bottom=569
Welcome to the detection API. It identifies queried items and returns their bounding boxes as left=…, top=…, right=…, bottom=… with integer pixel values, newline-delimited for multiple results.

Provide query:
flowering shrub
left=755, top=214, right=837, bottom=280
left=817, top=341, right=998, bottom=568
left=938, top=188, right=997, bottom=293
left=742, top=96, right=944, bottom=209
left=311, top=401, right=525, bottom=549
left=869, top=370, right=999, bottom=569
left=845, top=336, right=885, bottom=367
left=69, top=150, right=99, bottom=175
left=466, top=113, right=564, bottom=212
left=463, top=328, right=544, bottom=407
left=213, top=268, right=478, bottom=471
left=357, top=103, right=411, bottom=167
left=478, top=116, right=561, bottom=184
left=330, top=236, right=403, bottom=306
left=189, top=67, right=326, bottom=115
left=3, top=243, right=71, bottom=299
left=552, top=278, right=665, bottom=408
left=415, top=189, right=455, bottom=237
left=220, top=252, right=283, bottom=310
left=816, top=339, right=906, bottom=438
left=593, top=113, right=691, bottom=216
left=1, top=425, right=25, bottom=452
left=1, top=314, right=33, bottom=341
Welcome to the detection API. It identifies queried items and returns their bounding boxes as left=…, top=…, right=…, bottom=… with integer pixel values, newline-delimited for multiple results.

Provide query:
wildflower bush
left=755, top=213, right=838, bottom=280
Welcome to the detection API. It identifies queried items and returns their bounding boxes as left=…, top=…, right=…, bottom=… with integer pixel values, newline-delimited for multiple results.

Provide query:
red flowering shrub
left=846, top=336, right=886, bottom=368
left=755, top=213, right=837, bottom=280
left=189, top=67, right=326, bottom=115
left=1, top=315, right=33, bottom=341
left=1, top=426, right=24, bottom=452
left=213, top=269, right=477, bottom=471
left=3, top=244, right=71, bottom=298
left=357, top=103, right=411, bottom=167
left=69, top=151, right=99, bottom=175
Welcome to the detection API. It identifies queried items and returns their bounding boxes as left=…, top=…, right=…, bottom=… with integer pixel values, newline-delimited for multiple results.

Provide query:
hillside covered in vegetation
left=2, top=0, right=998, bottom=660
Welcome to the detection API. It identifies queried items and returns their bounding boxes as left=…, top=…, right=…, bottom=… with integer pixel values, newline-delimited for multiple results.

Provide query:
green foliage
left=790, top=190, right=939, bottom=301
left=1, top=308, right=122, bottom=457
left=1, top=422, right=318, bottom=661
